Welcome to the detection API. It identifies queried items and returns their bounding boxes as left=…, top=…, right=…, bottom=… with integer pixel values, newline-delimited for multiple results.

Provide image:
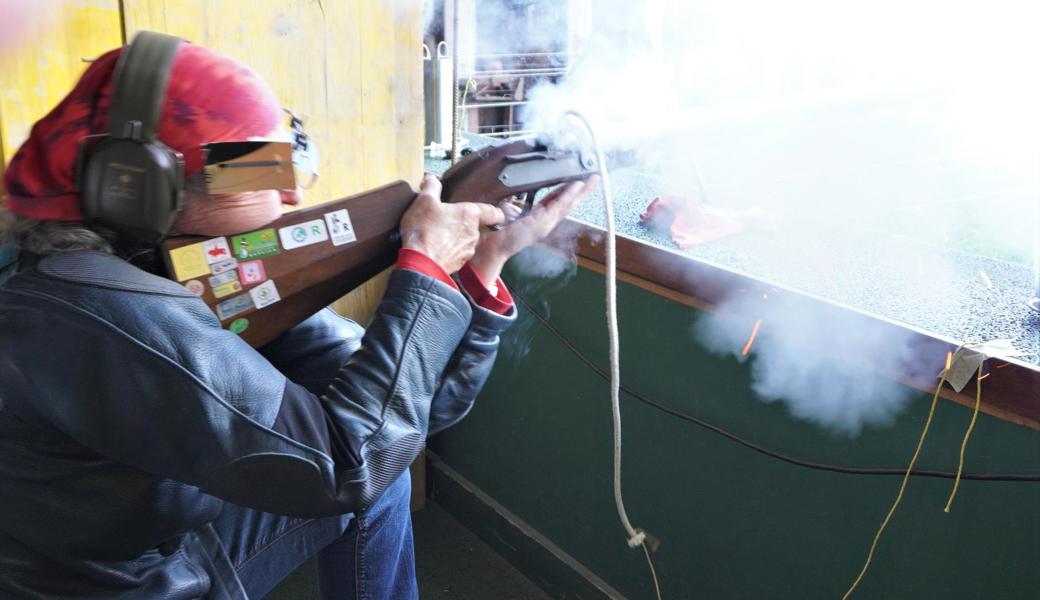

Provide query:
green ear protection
left=78, top=31, right=185, bottom=244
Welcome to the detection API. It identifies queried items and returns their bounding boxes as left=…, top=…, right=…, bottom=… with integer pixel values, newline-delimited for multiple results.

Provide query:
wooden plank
left=358, top=1, right=397, bottom=190
left=0, top=1, right=123, bottom=179
left=393, top=0, right=425, bottom=186
left=335, top=0, right=423, bottom=323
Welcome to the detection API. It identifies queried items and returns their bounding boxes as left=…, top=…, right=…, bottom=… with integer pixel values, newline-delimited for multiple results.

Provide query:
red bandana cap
left=3, top=41, right=282, bottom=221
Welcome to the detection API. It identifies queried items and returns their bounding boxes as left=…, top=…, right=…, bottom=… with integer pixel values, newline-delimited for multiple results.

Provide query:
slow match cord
left=562, top=110, right=662, bottom=600
left=450, top=2, right=461, bottom=165
left=512, top=292, right=1040, bottom=483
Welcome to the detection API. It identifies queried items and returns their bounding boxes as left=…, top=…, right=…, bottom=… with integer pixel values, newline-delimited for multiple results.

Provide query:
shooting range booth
left=1, top=1, right=1037, bottom=599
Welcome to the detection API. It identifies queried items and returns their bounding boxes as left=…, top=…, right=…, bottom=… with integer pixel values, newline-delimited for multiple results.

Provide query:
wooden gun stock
left=162, top=181, right=416, bottom=347
left=161, top=137, right=606, bottom=347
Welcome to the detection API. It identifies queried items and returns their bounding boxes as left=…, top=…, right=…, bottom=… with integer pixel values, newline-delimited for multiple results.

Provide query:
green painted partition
left=430, top=250, right=1040, bottom=599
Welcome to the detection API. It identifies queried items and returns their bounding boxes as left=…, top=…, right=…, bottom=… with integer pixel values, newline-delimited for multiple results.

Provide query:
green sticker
left=230, top=229, right=280, bottom=260
left=229, top=318, right=250, bottom=334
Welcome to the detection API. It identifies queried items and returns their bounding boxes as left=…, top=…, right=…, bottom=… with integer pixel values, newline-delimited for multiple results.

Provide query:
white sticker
left=945, top=339, right=1029, bottom=393
left=249, top=280, right=281, bottom=309
left=209, top=271, right=239, bottom=288
left=324, top=209, right=358, bottom=246
left=278, top=220, right=329, bottom=250
left=945, top=348, right=986, bottom=393
left=203, top=237, right=233, bottom=264
left=211, top=258, right=239, bottom=275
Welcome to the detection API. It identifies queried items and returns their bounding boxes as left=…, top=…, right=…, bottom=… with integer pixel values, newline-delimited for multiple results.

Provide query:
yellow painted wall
left=0, top=1, right=123, bottom=178
left=0, top=0, right=424, bottom=324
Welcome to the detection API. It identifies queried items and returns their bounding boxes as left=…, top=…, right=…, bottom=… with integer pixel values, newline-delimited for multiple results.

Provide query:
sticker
left=203, top=237, right=232, bottom=264
left=249, top=280, right=281, bottom=309
left=212, top=280, right=243, bottom=299
left=324, top=209, right=357, bottom=246
left=229, top=318, right=250, bottom=334
left=184, top=280, right=205, bottom=296
left=216, top=293, right=255, bottom=320
left=211, top=258, right=239, bottom=275
left=238, top=260, right=267, bottom=286
left=231, top=229, right=280, bottom=260
left=279, top=219, right=329, bottom=250
left=168, top=242, right=211, bottom=281
left=209, top=271, right=239, bottom=288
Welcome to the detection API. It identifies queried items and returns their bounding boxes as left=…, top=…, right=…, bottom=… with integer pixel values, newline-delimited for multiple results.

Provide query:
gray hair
left=0, top=174, right=209, bottom=257
left=0, top=209, right=113, bottom=256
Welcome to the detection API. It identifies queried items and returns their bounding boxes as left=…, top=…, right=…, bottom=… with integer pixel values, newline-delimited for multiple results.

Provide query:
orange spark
left=978, top=372, right=991, bottom=381
left=741, top=319, right=763, bottom=356
left=996, top=362, right=1011, bottom=369
left=979, top=270, right=993, bottom=290
left=945, top=351, right=953, bottom=371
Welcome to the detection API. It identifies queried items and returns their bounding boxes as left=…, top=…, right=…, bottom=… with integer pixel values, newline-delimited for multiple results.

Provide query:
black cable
left=512, top=290, right=1040, bottom=482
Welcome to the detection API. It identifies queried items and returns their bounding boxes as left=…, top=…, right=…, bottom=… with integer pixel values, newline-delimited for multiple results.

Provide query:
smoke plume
left=508, top=0, right=1040, bottom=435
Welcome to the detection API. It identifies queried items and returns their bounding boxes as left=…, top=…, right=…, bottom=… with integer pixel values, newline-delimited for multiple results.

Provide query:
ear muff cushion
left=81, top=137, right=183, bottom=240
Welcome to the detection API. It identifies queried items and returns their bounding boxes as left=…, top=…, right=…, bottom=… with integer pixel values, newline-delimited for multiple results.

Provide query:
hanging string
left=450, top=0, right=461, bottom=164
left=841, top=352, right=958, bottom=600
left=944, top=364, right=985, bottom=512
left=562, top=110, right=661, bottom=600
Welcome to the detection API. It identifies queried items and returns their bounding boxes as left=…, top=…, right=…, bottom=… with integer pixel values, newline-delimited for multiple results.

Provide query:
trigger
left=519, top=189, right=538, bottom=218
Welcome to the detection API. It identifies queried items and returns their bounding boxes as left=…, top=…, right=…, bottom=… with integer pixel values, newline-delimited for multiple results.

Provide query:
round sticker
left=229, top=318, right=250, bottom=334
left=185, top=280, right=205, bottom=296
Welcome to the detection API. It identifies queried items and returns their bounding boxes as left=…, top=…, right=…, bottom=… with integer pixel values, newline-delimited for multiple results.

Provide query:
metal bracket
left=498, top=151, right=598, bottom=188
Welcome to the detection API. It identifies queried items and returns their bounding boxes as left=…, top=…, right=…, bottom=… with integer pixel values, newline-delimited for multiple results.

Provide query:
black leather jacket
left=0, top=250, right=514, bottom=598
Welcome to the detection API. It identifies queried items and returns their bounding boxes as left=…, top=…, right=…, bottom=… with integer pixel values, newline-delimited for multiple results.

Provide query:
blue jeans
left=211, top=470, right=418, bottom=600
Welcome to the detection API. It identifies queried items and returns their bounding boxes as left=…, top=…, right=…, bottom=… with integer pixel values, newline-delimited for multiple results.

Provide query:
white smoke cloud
left=694, top=292, right=922, bottom=437
left=509, top=241, right=577, bottom=280
left=511, top=0, right=1039, bottom=435
left=523, top=0, right=1040, bottom=262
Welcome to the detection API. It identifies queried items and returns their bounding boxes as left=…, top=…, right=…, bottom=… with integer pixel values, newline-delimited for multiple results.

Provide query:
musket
left=161, top=137, right=614, bottom=347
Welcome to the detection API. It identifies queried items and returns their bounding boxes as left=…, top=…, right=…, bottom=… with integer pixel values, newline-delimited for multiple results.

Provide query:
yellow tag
left=168, top=243, right=211, bottom=281
left=213, top=280, right=244, bottom=299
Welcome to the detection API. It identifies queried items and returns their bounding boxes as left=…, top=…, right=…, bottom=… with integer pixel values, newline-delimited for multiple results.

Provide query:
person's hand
left=467, top=176, right=600, bottom=284
left=399, top=174, right=506, bottom=274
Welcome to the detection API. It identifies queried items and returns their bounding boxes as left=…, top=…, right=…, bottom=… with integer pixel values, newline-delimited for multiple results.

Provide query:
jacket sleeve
left=426, top=277, right=516, bottom=434
left=258, top=307, right=367, bottom=395
left=1, top=269, right=472, bottom=518
left=260, top=282, right=515, bottom=438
